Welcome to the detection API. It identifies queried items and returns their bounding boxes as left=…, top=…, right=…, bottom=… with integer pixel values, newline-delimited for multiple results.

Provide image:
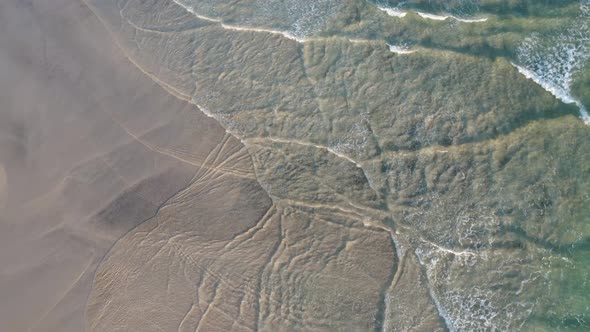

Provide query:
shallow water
left=83, top=0, right=590, bottom=330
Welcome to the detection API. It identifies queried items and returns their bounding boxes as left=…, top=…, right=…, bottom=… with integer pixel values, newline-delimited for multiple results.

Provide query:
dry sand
left=0, top=163, right=6, bottom=209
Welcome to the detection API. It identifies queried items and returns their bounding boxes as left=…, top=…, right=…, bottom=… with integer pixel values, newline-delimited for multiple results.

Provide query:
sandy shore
left=0, top=0, right=270, bottom=331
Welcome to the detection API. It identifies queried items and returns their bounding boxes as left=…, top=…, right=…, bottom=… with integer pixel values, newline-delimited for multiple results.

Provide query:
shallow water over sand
left=4, top=0, right=588, bottom=331
left=82, top=0, right=590, bottom=330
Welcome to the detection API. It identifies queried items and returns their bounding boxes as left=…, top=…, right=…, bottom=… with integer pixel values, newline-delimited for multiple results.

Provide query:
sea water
left=163, top=0, right=590, bottom=330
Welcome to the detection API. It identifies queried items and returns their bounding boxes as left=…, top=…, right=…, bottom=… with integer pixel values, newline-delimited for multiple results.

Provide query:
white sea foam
left=177, top=0, right=342, bottom=41
left=415, top=11, right=488, bottom=23
left=415, top=241, right=536, bottom=331
left=415, top=11, right=448, bottom=21
left=452, top=16, right=488, bottom=23
left=219, top=23, right=305, bottom=42
left=375, top=3, right=487, bottom=23
left=175, top=2, right=222, bottom=23
left=174, top=0, right=386, bottom=45
left=518, top=40, right=582, bottom=98
left=377, top=5, right=407, bottom=18
left=415, top=246, right=455, bottom=332
left=173, top=0, right=306, bottom=42
left=514, top=2, right=590, bottom=126
left=387, top=44, right=417, bottom=54
left=512, top=63, right=590, bottom=124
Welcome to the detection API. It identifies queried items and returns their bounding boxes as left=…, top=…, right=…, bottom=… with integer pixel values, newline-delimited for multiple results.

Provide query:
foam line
left=376, top=4, right=488, bottom=23
left=415, top=11, right=488, bottom=23
left=452, top=16, right=488, bottom=23
left=388, top=44, right=417, bottom=54
left=512, top=63, right=590, bottom=125
left=414, top=247, right=455, bottom=332
left=246, top=136, right=363, bottom=168
left=415, top=11, right=448, bottom=20
left=172, top=0, right=424, bottom=60
left=219, top=23, right=304, bottom=42
left=376, top=5, right=407, bottom=18
left=173, top=0, right=306, bottom=42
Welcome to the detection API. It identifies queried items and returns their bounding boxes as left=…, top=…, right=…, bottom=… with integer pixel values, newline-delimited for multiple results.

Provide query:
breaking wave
left=376, top=5, right=407, bottom=18
left=515, top=0, right=590, bottom=124
left=415, top=11, right=487, bottom=23
left=375, top=2, right=488, bottom=23
left=388, top=44, right=417, bottom=54
left=177, top=0, right=342, bottom=39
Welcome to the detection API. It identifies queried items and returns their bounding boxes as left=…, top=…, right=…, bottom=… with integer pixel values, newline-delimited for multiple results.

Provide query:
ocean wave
left=177, top=0, right=341, bottom=40
left=173, top=0, right=424, bottom=56
left=449, top=15, right=488, bottom=23
left=376, top=4, right=487, bottom=23
left=514, top=2, right=590, bottom=125
left=387, top=44, right=417, bottom=54
left=376, top=5, right=407, bottom=17
left=415, top=11, right=487, bottom=23
left=172, top=0, right=316, bottom=43
left=512, top=63, right=590, bottom=125
left=415, top=11, right=446, bottom=21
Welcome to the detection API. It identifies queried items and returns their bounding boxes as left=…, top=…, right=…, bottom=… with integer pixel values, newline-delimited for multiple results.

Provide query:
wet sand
left=0, top=0, right=269, bottom=330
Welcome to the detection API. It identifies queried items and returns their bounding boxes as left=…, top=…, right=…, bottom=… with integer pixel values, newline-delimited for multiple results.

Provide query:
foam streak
left=387, top=44, right=417, bottom=54
left=415, top=11, right=488, bottom=23
left=172, top=0, right=405, bottom=49
left=376, top=5, right=407, bottom=18
left=512, top=63, right=590, bottom=125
